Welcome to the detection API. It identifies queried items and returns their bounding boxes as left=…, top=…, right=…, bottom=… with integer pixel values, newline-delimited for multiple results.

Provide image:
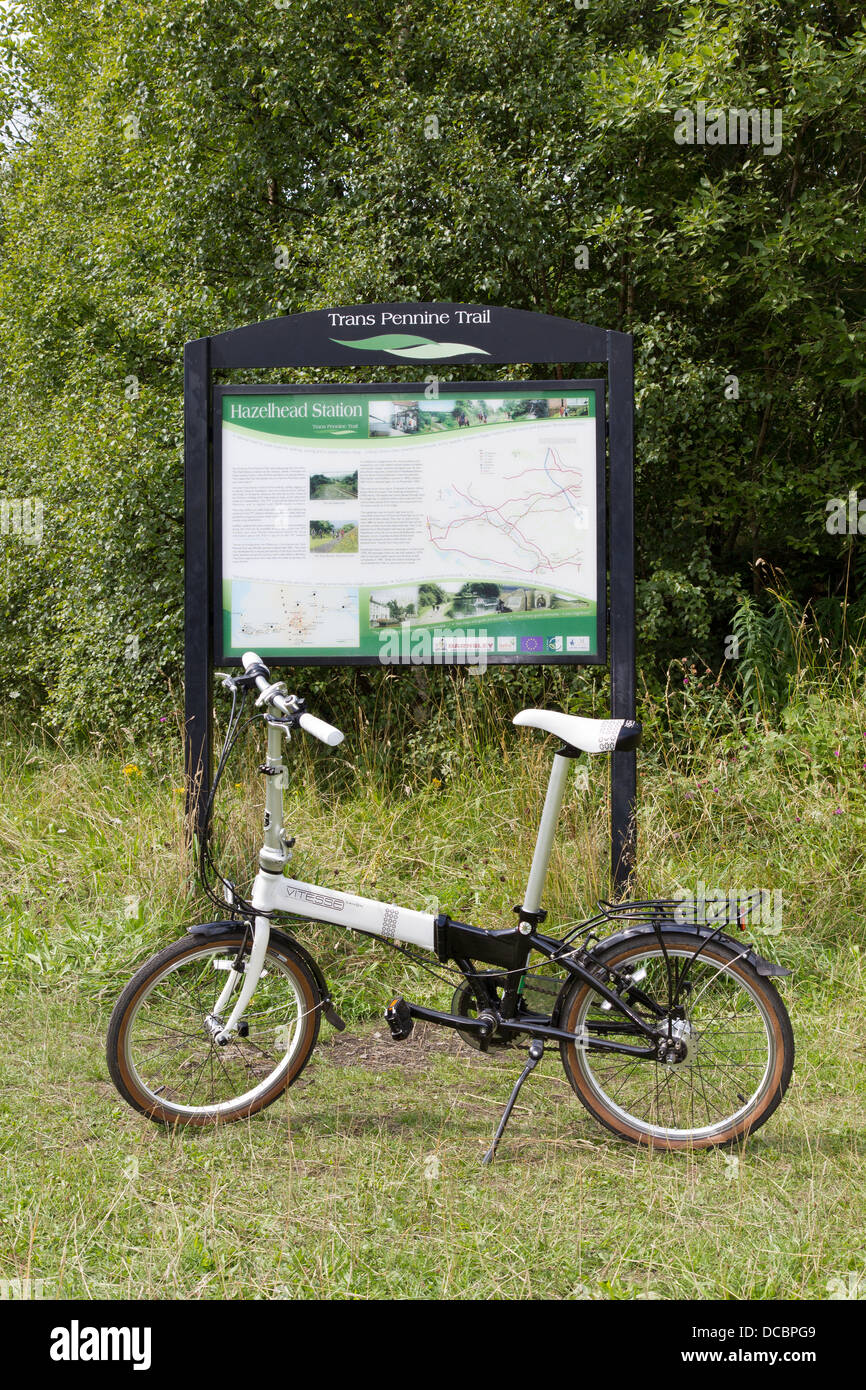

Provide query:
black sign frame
left=185, top=302, right=636, bottom=887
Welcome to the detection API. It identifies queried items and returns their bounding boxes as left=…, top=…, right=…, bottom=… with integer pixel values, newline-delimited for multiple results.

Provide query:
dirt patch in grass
left=318, top=1019, right=517, bottom=1075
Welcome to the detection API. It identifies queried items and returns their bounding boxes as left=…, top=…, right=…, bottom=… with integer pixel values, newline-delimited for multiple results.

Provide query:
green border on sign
left=217, top=382, right=603, bottom=664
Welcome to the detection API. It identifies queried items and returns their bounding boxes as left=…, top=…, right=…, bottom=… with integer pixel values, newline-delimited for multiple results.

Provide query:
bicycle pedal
left=384, top=996, right=414, bottom=1041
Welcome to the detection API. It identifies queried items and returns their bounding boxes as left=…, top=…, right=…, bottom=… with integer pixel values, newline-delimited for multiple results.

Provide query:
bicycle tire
left=107, top=931, right=321, bottom=1125
left=557, top=930, right=794, bottom=1150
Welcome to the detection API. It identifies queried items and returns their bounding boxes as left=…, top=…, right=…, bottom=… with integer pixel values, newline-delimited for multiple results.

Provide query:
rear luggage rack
left=560, top=894, right=774, bottom=944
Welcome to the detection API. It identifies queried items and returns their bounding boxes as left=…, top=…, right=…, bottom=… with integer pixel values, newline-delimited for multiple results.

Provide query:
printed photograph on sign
left=368, top=395, right=589, bottom=439
left=309, top=469, right=358, bottom=500
left=217, top=383, right=603, bottom=662
left=368, top=581, right=590, bottom=629
left=309, top=519, right=359, bottom=554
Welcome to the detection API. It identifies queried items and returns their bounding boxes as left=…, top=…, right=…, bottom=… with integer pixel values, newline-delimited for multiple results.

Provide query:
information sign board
left=215, top=382, right=605, bottom=665
left=184, top=302, right=636, bottom=885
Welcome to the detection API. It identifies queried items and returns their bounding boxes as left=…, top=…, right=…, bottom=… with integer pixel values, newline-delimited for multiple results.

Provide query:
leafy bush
left=1, top=1, right=864, bottom=733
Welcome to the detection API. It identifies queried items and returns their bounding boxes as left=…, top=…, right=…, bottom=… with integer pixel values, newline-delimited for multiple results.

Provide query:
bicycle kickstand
left=481, top=1039, right=545, bottom=1166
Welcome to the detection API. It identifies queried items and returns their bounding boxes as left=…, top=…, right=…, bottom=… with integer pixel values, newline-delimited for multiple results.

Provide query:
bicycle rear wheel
left=107, top=931, right=321, bottom=1125
left=558, top=931, right=794, bottom=1149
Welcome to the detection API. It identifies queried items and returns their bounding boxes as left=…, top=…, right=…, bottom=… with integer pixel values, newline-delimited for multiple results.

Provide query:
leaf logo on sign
left=330, top=333, right=489, bottom=359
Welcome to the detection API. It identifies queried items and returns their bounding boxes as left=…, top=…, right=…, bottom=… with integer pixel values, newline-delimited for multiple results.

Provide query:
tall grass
left=729, top=582, right=866, bottom=721
left=0, top=631, right=864, bottom=1300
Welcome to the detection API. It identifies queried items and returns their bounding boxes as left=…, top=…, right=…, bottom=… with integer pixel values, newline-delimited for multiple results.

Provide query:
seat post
left=520, top=750, right=573, bottom=916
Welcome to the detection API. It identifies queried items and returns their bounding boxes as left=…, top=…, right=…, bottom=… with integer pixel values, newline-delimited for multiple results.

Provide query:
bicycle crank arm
left=406, top=1002, right=496, bottom=1037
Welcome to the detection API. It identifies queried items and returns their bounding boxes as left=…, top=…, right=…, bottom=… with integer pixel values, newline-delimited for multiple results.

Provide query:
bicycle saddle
left=513, top=709, right=642, bottom=755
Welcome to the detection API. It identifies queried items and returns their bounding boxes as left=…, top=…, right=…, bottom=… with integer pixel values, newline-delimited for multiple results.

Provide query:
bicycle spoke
left=571, top=945, right=776, bottom=1139
left=123, top=944, right=308, bottom=1114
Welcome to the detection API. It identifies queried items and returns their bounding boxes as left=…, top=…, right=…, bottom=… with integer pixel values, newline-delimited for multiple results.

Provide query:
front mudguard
left=186, top=919, right=346, bottom=1031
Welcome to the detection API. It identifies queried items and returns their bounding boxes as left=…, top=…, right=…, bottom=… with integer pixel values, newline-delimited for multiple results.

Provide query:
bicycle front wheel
left=107, top=931, right=321, bottom=1125
left=558, top=931, right=794, bottom=1149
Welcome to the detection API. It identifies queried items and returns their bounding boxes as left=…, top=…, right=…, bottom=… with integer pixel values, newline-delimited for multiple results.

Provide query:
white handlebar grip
left=241, top=651, right=262, bottom=671
left=298, top=712, right=345, bottom=747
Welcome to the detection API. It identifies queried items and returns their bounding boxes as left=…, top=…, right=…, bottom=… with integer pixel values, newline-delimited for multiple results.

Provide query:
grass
left=0, top=668, right=864, bottom=1300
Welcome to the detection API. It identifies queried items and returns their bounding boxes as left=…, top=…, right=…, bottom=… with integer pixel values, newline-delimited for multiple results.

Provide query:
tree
left=0, top=0, right=864, bottom=730
left=418, top=582, right=447, bottom=610
left=457, top=582, right=500, bottom=600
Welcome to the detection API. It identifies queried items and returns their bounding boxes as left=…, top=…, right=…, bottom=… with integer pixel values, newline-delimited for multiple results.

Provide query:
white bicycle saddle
left=513, top=709, right=642, bottom=755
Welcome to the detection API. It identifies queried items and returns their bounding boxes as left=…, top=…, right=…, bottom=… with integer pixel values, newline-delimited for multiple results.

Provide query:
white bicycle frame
left=209, top=713, right=572, bottom=1042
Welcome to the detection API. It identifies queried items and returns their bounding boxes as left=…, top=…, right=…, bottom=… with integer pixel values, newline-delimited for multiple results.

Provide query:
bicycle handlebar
left=297, top=711, right=344, bottom=747
left=240, top=651, right=345, bottom=747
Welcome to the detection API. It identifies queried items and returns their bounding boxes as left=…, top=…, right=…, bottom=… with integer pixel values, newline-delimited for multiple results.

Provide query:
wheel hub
left=656, top=1017, right=698, bottom=1064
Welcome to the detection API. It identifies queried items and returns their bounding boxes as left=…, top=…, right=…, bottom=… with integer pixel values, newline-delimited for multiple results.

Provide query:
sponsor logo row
left=430, top=634, right=591, bottom=654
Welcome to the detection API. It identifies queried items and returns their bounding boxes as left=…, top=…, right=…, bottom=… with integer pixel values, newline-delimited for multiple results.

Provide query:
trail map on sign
left=231, top=582, right=360, bottom=649
left=219, top=387, right=602, bottom=661
left=427, top=445, right=587, bottom=581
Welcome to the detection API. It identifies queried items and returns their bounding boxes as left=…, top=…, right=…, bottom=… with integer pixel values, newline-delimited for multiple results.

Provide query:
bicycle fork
left=206, top=912, right=271, bottom=1045
left=207, top=716, right=290, bottom=1044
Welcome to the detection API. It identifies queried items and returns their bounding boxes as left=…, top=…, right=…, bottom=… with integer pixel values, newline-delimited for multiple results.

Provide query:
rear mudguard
left=186, top=919, right=346, bottom=1031
left=577, top=920, right=792, bottom=978
left=551, top=920, right=790, bottom=1029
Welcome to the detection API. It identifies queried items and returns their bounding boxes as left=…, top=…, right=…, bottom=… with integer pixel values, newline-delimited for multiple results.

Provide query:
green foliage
left=730, top=593, right=796, bottom=716
left=729, top=584, right=866, bottom=718
left=0, top=1, right=865, bottom=732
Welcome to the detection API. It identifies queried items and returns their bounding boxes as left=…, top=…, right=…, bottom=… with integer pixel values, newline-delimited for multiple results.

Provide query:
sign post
left=184, top=303, right=636, bottom=889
